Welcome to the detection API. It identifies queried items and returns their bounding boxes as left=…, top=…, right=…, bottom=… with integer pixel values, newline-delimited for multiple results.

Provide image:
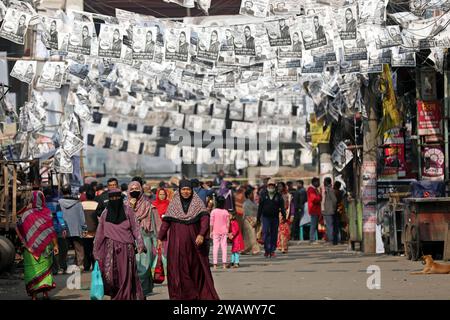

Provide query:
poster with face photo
left=282, top=149, right=295, bottom=166
left=40, top=17, right=62, bottom=50
left=54, top=149, right=73, bottom=174
left=265, top=18, right=293, bottom=47
left=391, top=48, right=416, bottom=67
left=0, top=8, right=31, bottom=45
left=375, top=26, right=403, bottom=49
left=218, top=27, right=238, bottom=65
left=214, top=72, right=235, bottom=89
left=310, top=35, right=337, bottom=63
left=38, top=61, right=66, bottom=88
left=240, top=0, right=270, bottom=18
left=165, top=27, right=190, bottom=62
left=68, top=21, right=94, bottom=55
left=343, top=29, right=368, bottom=61
left=300, top=14, right=328, bottom=50
left=132, top=26, right=157, bottom=60
left=338, top=6, right=357, bottom=40
left=10, top=60, right=36, bottom=84
left=194, top=26, right=222, bottom=61
left=268, top=0, right=301, bottom=16
left=62, top=130, right=84, bottom=157
left=234, top=24, right=257, bottom=57
left=277, top=20, right=302, bottom=59
left=367, top=43, right=391, bottom=65
left=358, top=0, right=387, bottom=25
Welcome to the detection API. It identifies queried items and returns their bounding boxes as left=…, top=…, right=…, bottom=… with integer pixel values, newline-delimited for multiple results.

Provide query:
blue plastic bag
left=90, top=261, right=104, bottom=300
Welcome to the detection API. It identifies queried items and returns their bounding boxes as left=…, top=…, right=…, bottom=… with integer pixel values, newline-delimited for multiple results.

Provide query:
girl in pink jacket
left=229, top=212, right=244, bottom=268
left=210, top=196, right=230, bottom=269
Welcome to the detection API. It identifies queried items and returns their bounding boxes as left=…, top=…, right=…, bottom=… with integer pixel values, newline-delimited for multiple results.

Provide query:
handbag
left=90, top=261, right=104, bottom=300
left=151, top=248, right=167, bottom=284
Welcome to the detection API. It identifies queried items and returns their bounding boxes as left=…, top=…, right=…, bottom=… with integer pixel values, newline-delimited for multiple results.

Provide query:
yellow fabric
left=378, top=64, right=402, bottom=135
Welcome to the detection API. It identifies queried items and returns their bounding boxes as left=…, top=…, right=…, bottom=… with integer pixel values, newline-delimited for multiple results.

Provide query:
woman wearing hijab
left=125, top=181, right=161, bottom=298
left=153, top=188, right=170, bottom=219
left=93, top=188, right=146, bottom=300
left=157, top=180, right=219, bottom=300
left=16, top=191, right=58, bottom=300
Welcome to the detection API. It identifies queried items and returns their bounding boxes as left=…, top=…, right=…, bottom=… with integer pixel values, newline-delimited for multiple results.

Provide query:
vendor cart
left=403, top=197, right=450, bottom=261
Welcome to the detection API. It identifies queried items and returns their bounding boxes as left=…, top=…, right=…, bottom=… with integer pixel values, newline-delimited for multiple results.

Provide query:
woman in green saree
left=16, top=191, right=59, bottom=300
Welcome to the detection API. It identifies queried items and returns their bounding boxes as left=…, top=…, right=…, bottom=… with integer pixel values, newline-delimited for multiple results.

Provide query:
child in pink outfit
left=229, top=212, right=244, bottom=268
left=210, top=196, right=230, bottom=269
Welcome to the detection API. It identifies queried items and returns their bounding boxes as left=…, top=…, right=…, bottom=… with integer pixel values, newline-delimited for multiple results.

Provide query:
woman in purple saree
left=93, top=188, right=146, bottom=300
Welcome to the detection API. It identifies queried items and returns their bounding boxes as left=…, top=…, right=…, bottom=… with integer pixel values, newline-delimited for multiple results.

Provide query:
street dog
left=410, top=255, right=450, bottom=275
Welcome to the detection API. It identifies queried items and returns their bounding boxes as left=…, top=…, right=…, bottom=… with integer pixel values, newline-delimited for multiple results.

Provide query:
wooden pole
left=4, top=164, right=9, bottom=231
left=12, top=165, right=17, bottom=225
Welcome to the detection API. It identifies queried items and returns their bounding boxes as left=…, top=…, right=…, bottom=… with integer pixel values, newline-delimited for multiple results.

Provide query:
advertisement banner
left=417, top=100, right=442, bottom=135
left=422, top=145, right=445, bottom=181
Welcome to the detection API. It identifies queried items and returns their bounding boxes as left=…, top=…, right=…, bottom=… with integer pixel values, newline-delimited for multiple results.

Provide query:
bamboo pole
left=12, top=165, right=17, bottom=225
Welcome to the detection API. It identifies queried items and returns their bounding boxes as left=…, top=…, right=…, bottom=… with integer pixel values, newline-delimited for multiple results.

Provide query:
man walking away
left=291, top=180, right=307, bottom=240
left=307, top=177, right=322, bottom=244
left=257, top=180, right=286, bottom=258
left=323, top=177, right=338, bottom=245
left=192, top=178, right=214, bottom=206
left=81, top=187, right=98, bottom=271
left=59, top=185, right=87, bottom=271
left=95, top=177, right=119, bottom=217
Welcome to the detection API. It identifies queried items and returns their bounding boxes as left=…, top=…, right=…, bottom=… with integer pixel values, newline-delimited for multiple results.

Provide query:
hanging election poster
left=337, top=6, right=357, bottom=40
left=10, top=60, right=37, bottom=84
left=132, top=26, right=157, bottom=60
left=38, top=61, right=66, bottom=88
left=0, top=8, right=31, bottom=45
left=165, top=27, right=190, bottom=62
left=265, top=18, right=293, bottom=47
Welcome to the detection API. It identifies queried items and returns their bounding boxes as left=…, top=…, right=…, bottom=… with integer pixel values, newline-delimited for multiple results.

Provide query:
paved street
left=1, top=241, right=450, bottom=300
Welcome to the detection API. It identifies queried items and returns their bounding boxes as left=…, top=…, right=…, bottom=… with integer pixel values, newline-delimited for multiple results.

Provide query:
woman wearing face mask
left=126, top=181, right=161, bottom=298
left=157, top=179, right=219, bottom=300
left=93, top=188, right=146, bottom=300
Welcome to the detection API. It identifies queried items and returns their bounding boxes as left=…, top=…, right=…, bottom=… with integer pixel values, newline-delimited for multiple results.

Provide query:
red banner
left=417, top=100, right=442, bottom=136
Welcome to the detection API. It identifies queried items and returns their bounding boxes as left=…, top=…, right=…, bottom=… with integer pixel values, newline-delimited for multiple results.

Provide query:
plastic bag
left=151, top=248, right=167, bottom=284
left=90, top=261, right=104, bottom=300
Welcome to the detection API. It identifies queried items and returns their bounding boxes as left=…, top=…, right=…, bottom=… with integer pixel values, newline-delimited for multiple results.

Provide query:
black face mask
left=130, top=191, right=141, bottom=199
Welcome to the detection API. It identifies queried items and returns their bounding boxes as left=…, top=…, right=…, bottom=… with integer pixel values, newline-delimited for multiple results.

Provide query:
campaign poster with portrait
left=299, top=13, right=328, bottom=50
left=38, top=61, right=66, bottom=88
left=40, top=16, right=62, bottom=50
left=218, top=27, right=238, bottom=65
left=244, top=102, right=259, bottom=121
left=165, top=27, right=190, bottom=62
left=342, top=28, right=368, bottom=61
left=132, top=26, right=157, bottom=60
left=234, top=24, right=257, bottom=56
left=181, top=70, right=205, bottom=87
left=68, top=21, right=94, bottom=55
left=391, top=48, right=416, bottom=67
left=239, top=0, right=270, bottom=18
left=337, top=6, right=357, bottom=40
left=10, top=60, right=37, bottom=84
left=0, top=8, right=31, bottom=45
left=98, top=24, right=123, bottom=59
left=358, top=0, right=387, bottom=25
left=375, top=26, right=403, bottom=49
left=277, top=19, right=302, bottom=59
left=268, top=0, right=301, bottom=16
left=265, top=18, right=293, bottom=47
left=194, top=26, right=222, bottom=61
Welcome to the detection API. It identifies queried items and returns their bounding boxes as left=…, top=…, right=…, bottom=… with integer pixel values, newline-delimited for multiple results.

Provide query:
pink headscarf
left=125, top=181, right=153, bottom=232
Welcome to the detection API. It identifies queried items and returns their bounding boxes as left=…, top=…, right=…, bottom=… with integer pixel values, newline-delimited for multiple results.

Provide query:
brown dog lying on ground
left=410, top=255, right=450, bottom=274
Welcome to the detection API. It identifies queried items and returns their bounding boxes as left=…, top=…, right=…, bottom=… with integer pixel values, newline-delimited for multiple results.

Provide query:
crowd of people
left=14, top=171, right=348, bottom=300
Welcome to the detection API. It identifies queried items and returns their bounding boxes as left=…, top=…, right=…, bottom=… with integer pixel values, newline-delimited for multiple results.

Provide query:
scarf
left=218, top=180, right=232, bottom=198
left=152, top=188, right=169, bottom=218
left=16, top=191, right=56, bottom=259
left=126, top=181, right=152, bottom=231
left=179, top=179, right=194, bottom=213
left=105, top=189, right=127, bottom=225
left=163, top=190, right=208, bottom=224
